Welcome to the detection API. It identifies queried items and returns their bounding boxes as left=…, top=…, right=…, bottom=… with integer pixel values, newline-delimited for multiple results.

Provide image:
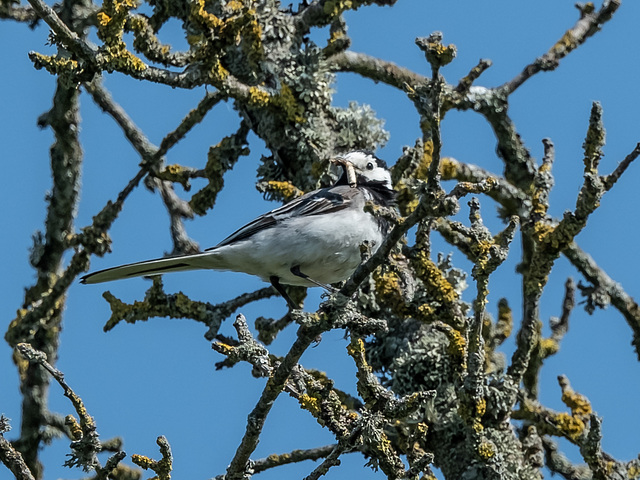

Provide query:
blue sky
left=2, top=1, right=640, bottom=478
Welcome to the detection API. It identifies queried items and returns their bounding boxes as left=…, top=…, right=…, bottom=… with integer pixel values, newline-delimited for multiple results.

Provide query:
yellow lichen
left=97, top=12, right=111, bottom=26
left=471, top=420, right=484, bottom=433
left=496, top=300, right=513, bottom=339
left=213, top=342, right=234, bottom=354
left=31, top=53, right=83, bottom=77
left=190, top=0, right=224, bottom=29
left=328, top=29, right=345, bottom=44
left=561, top=388, right=592, bottom=417
left=471, top=240, right=492, bottom=271
left=346, top=337, right=366, bottom=358
left=394, top=179, right=419, bottom=216
left=274, top=84, right=305, bottom=123
left=299, top=393, right=321, bottom=415
left=417, top=303, right=435, bottom=318
left=477, top=441, right=495, bottom=459
left=374, top=270, right=406, bottom=313
left=131, top=454, right=153, bottom=469
left=414, top=140, right=434, bottom=180
left=551, top=30, right=577, bottom=56
left=553, top=412, right=585, bottom=441
left=226, top=0, right=243, bottom=11
left=532, top=221, right=555, bottom=244
left=539, top=337, right=559, bottom=357
left=447, top=329, right=467, bottom=361
left=439, top=157, right=458, bottom=180
left=95, top=0, right=148, bottom=73
left=412, top=250, right=459, bottom=304
left=531, top=190, right=549, bottom=216
left=436, top=324, right=467, bottom=369
left=265, top=180, right=303, bottom=201
left=475, top=397, right=487, bottom=417
left=209, top=58, right=229, bottom=82
left=65, top=415, right=83, bottom=440
left=248, top=86, right=271, bottom=106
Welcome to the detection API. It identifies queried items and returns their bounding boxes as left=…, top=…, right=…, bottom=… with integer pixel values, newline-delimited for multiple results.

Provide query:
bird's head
left=332, top=151, right=393, bottom=191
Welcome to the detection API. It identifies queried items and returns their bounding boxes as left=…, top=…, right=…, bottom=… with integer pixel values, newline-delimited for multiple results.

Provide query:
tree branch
left=501, top=1, right=621, bottom=95
left=0, top=416, right=35, bottom=480
left=251, top=444, right=338, bottom=474
left=564, top=242, right=640, bottom=359
left=327, top=50, right=427, bottom=90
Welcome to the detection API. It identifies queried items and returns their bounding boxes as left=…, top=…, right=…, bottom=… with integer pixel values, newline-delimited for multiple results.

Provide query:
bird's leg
left=290, top=266, right=338, bottom=293
left=269, top=276, right=301, bottom=309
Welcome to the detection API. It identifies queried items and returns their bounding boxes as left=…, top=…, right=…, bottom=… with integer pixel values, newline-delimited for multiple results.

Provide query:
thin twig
left=252, top=444, right=338, bottom=473
left=156, top=91, right=226, bottom=159
left=564, top=242, right=640, bottom=359
left=501, top=1, right=621, bottom=94
left=302, top=444, right=345, bottom=480
left=0, top=416, right=35, bottom=480
left=602, top=142, right=640, bottom=191
left=225, top=316, right=330, bottom=479
left=84, top=78, right=157, bottom=164
left=85, top=78, right=202, bottom=252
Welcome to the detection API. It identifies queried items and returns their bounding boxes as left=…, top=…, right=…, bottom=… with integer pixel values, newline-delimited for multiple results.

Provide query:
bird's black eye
left=366, top=162, right=374, bottom=170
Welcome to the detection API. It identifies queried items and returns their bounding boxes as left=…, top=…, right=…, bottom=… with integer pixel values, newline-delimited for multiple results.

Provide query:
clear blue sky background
left=2, top=1, right=640, bottom=478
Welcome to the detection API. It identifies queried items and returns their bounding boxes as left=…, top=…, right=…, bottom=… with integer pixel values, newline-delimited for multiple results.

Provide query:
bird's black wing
left=208, top=186, right=358, bottom=248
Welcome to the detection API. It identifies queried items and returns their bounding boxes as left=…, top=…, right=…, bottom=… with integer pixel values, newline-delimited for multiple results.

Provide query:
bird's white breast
left=208, top=198, right=383, bottom=286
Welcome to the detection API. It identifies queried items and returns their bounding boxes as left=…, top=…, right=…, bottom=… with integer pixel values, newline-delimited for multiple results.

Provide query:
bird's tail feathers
left=81, top=251, right=218, bottom=284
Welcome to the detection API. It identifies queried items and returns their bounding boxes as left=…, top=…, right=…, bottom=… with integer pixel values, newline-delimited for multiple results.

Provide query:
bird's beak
left=331, top=157, right=357, bottom=188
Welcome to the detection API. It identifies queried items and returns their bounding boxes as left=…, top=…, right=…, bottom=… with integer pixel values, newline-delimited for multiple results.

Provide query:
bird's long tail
left=81, top=252, right=218, bottom=284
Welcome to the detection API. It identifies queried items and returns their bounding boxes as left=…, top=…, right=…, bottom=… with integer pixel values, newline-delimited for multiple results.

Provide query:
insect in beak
left=331, top=157, right=357, bottom=188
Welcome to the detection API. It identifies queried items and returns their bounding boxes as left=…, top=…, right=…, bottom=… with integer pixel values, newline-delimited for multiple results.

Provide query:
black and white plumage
left=81, top=151, right=396, bottom=307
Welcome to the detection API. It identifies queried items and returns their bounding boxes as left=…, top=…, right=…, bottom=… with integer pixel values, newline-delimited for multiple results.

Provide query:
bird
left=81, top=150, right=396, bottom=308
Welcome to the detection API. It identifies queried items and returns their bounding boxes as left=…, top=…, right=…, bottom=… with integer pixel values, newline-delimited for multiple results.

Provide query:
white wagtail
left=81, top=151, right=396, bottom=308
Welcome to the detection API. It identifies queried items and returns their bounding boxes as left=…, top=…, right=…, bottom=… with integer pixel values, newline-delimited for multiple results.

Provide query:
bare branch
left=327, top=50, right=427, bottom=90
left=16, top=343, right=106, bottom=472
left=84, top=77, right=157, bottom=164
left=501, top=1, right=621, bottom=94
left=252, top=445, right=338, bottom=473
left=542, top=437, right=591, bottom=479
left=0, top=416, right=35, bottom=480
left=454, top=59, right=492, bottom=94
left=602, top=142, right=640, bottom=191
left=156, top=91, right=226, bottom=159
left=564, top=242, right=640, bottom=359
